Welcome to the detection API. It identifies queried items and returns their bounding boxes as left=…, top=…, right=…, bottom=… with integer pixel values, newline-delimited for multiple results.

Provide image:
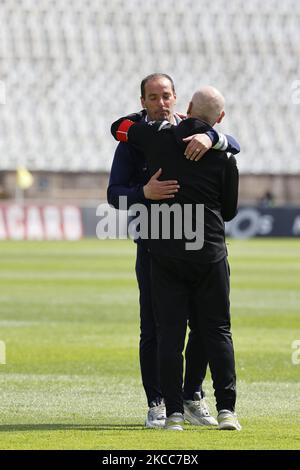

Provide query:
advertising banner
left=0, top=204, right=83, bottom=240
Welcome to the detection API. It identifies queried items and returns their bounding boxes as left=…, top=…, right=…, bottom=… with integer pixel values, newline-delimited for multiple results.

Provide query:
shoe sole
left=145, top=421, right=166, bottom=429
left=218, top=423, right=242, bottom=431
left=164, top=426, right=183, bottom=431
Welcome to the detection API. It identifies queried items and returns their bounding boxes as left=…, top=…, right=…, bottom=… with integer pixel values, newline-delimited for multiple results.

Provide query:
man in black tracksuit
left=111, top=86, right=241, bottom=431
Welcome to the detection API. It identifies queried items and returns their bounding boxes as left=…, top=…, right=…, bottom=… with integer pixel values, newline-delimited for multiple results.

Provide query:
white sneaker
left=184, top=392, right=218, bottom=426
left=145, top=401, right=166, bottom=428
left=164, top=412, right=184, bottom=431
left=217, top=409, right=242, bottom=431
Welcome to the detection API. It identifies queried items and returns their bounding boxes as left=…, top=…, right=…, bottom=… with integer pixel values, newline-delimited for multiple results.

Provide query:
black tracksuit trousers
left=135, top=245, right=208, bottom=406
left=151, top=253, right=237, bottom=417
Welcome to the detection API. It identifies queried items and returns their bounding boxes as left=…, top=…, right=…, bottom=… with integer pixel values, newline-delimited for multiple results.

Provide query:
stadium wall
left=1, top=171, right=300, bottom=206
left=0, top=203, right=299, bottom=240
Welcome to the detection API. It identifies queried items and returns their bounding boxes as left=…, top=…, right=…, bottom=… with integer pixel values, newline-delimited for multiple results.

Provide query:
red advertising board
left=0, top=204, right=83, bottom=240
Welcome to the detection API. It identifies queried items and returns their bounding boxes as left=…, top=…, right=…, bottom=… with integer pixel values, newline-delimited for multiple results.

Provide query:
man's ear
left=186, top=101, right=192, bottom=116
left=140, top=96, right=145, bottom=109
left=216, top=110, right=225, bottom=124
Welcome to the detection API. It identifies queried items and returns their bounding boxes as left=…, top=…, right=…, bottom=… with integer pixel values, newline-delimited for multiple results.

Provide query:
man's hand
left=183, top=134, right=212, bottom=161
left=143, top=168, right=180, bottom=200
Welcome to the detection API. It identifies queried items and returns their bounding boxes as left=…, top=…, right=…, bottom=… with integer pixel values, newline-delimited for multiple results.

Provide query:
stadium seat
left=0, top=0, right=299, bottom=173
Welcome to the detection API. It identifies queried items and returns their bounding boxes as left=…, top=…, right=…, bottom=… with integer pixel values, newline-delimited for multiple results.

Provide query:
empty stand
left=0, top=0, right=299, bottom=173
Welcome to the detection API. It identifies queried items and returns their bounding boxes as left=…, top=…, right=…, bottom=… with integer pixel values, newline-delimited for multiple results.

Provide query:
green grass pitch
left=0, top=239, right=299, bottom=450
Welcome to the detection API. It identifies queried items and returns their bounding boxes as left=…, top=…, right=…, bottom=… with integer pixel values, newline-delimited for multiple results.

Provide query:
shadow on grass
left=0, top=424, right=218, bottom=432
left=0, top=424, right=147, bottom=432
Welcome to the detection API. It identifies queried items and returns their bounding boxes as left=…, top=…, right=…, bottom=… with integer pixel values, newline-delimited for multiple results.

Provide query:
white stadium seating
left=0, top=0, right=299, bottom=173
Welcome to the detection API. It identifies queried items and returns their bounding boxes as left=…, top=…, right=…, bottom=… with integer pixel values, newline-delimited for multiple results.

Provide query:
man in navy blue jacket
left=107, top=74, right=240, bottom=428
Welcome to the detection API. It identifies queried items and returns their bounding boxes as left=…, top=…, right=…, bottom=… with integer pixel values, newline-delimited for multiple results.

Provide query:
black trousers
left=151, top=253, right=237, bottom=417
left=135, top=245, right=208, bottom=406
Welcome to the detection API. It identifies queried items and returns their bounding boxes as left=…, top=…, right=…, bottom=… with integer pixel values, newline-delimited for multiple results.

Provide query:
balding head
left=187, top=86, right=225, bottom=126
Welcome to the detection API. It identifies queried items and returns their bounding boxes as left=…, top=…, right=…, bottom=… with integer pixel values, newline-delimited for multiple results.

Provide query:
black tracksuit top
left=111, top=115, right=239, bottom=263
